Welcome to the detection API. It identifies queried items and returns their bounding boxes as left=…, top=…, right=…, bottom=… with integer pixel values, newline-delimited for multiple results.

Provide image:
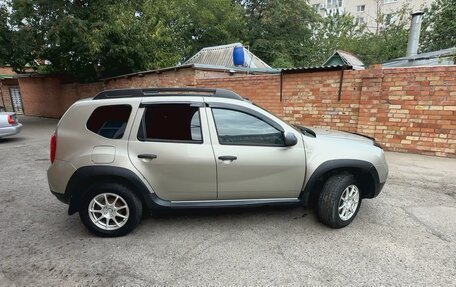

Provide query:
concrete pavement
left=0, top=116, right=455, bottom=286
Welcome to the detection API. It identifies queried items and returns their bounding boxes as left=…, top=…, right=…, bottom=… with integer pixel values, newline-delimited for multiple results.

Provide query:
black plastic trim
left=65, top=166, right=156, bottom=215
left=93, top=88, right=244, bottom=101
left=63, top=165, right=303, bottom=214
left=139, top=101, right=204, bottom=108
left=299, top=159, right=383, bottom=205
left=51, top=190, right=70, bottom=204
left=147, top=193, right=301, bottom=209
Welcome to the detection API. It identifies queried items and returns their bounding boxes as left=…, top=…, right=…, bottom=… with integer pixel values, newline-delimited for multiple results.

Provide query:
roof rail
left=93, top=87, right=243, bottom=100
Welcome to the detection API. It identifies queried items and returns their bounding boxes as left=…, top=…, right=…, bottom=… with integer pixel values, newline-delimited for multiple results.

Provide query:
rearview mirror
left=284, top=132, right=298, bottom=147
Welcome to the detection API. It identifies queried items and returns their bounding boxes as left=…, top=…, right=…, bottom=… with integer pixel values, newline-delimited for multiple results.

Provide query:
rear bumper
left=0, top=123, right=22, bottom=137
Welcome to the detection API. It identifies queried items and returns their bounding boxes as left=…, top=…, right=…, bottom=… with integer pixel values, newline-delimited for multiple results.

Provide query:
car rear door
left=128, top=98, right=217, bottom=201
left=205, top=102, right=306, bottom=200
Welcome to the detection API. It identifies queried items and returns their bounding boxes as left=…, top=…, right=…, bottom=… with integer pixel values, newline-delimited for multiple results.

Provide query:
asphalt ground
left=0, top=116, right=455, bottom=286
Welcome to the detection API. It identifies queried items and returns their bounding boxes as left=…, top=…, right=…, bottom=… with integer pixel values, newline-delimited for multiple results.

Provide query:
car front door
left=128, top=100, right=217, bottom=201
left=206, top=103, right=306, bottom=200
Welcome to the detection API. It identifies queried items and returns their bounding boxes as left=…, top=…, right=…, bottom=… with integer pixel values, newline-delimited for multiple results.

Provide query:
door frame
left=9, top=86, right=24, bottom=114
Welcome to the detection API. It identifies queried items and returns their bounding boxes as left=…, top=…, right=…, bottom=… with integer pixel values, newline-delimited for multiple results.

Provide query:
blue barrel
left=233, top=46, right=245, bottom=66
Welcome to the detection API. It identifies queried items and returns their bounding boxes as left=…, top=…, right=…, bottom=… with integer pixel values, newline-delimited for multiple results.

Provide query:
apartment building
left=308, top=0, right=433, bottom=32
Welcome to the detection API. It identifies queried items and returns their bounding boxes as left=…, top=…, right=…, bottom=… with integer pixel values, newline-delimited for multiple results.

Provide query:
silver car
left=0, top=112, right=22, bottom=138
left=48, top=88, right=388, bottom=237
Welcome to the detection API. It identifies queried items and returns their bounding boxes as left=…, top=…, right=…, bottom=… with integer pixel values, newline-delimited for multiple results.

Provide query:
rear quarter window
left=86, top=105, right=132, bottom=139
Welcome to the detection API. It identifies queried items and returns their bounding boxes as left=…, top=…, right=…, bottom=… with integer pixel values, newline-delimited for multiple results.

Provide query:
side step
left=148, top=194, right=301, bottom=209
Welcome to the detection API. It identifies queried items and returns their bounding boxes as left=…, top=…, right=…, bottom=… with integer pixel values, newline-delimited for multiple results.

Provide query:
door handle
left=138, top=154, right=157, bottom=160
left=218, top=155, right=237, bottom=161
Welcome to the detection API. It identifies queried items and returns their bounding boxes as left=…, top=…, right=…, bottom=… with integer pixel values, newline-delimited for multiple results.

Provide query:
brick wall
left=197, top=75, right=283, bottom=117
left=359, top=66, right=456, bottom=157
left=14, top=65, right=456, bottom=157
left=61, top=82, right=104, bottom=112
left=197, top=66, right=456, bottom=157
left=18, top=77, right=62, bottom=118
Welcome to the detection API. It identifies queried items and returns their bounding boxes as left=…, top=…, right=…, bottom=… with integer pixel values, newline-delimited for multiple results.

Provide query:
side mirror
left=284, top=132, right=298, bottom=147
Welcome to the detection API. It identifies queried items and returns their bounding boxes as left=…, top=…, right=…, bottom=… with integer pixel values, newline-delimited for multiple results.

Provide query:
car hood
left=310, top=127, right=374, bottom=144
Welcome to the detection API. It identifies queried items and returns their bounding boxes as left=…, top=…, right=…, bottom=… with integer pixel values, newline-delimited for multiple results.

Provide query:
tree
left=236, top=0, right=319, bottom=67
left=5, top=0, right=245, bottom=81
left=421, top=0, right=456, bottom=52
left=310, top=13, right=365, bottom=66
left=309, top=9, right=409, bottom=66
left=0, top=4, right=11, bottom=66
left=177, top=0, right=246, bottom=60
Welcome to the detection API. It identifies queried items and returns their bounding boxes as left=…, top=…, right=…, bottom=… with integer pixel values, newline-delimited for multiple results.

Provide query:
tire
left=317, top=173, right=362, bottom=228
left=79, top=182, right=143, bottom=237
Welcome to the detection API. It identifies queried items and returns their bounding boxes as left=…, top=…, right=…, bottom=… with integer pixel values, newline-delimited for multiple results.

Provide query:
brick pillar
left=357, top=65, right=386, bottom=143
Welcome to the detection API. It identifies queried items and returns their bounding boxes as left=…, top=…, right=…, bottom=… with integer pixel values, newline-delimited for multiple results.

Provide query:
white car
left=0, top=112, right=22, bottom=138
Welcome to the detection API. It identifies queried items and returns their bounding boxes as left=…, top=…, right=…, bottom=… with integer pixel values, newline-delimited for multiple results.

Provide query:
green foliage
left=238, top=0, right=318, bottom=68
left=177, top=0, right=246, bottom=59
left=311, top=9, right=409, bottom=66
left=309, top=13, right=365, bottom=65
left=4, top=0, right=244, bottom=81
left=0, top=4, right=11, bottom=66
left=421, top=0, right=456, bottom=52
left=0, top=0, right=444, bottom=80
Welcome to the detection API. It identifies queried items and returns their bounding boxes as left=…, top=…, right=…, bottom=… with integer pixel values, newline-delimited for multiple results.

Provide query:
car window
left=86, top=105, right=131, bottom=139
left=212, top=108, right=284, bottom=146
left=139, top=104, right=202, bottom=143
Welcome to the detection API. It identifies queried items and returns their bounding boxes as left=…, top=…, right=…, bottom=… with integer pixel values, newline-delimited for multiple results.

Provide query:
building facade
left=308, top=0, right=433, bottom=32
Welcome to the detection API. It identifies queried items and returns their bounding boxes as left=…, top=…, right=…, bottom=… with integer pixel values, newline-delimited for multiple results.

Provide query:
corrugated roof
left=101, top=63, right=279, bottom=81
left=281, top=65, right=352, bottom=73
left=323, top=50, right=365, bottom=70
left=184, top=43, right=272, bottom=69
left=383, top=47, right=456, bottom=67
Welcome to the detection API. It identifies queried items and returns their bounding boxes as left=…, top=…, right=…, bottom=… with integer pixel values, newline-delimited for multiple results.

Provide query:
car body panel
left=203, top=101, right=306, bottom=199
left=127, top=97, right=218, bottom=201
left=48, top=97, right=155, bottom=196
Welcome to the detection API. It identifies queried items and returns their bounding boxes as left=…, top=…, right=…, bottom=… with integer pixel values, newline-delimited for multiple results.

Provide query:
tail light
left=7, top=115, right=15, bottom=125
left=50, top=133, right=57, bottom=163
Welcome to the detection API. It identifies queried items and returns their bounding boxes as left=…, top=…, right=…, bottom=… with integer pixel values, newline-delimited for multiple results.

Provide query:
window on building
left=138, top=104, right=202, bottom=143
left=326, top=0, right=343, bottom=9
left=87, top=105, right=132, bottom=139
left=384, top=0, right=398, bottom=4
left=312, top=4, right=321, bottom=12
left=356, top=17, right=365, bottom=25
left=357, top=5, right=365, bottom=12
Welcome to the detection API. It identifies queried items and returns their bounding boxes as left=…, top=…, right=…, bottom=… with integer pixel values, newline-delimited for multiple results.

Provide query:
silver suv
left=48, top=88, right=388, bottom=237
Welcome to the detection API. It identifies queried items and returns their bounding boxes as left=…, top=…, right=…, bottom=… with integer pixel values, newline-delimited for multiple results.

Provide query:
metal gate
left=9, top=87, right=24, bottom=114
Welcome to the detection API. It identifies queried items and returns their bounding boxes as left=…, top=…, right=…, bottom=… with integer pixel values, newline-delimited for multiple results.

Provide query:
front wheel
left=79, top=183, right=143, bottom=237
left=317, top=174, right=362, bottom=228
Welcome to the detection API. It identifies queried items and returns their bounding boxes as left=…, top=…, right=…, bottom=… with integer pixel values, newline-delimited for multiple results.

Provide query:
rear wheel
left=79, top=183, right=142, bottom=237
left=317, top=174, right=362, bottom=228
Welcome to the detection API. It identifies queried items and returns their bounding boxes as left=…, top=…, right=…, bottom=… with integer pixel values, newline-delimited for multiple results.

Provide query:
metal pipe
left=406, top=11, right=424, bottom=57
left=280, top=70, right=283, bottom=102
left=337, top=69, right=345, bottom=102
